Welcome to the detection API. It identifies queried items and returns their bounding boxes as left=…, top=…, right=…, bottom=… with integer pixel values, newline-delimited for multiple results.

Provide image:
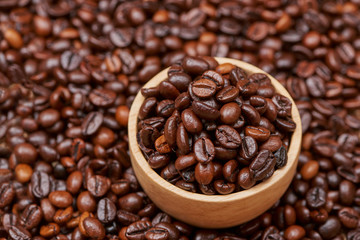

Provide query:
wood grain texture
left=128, top=57, right=302, bottom=228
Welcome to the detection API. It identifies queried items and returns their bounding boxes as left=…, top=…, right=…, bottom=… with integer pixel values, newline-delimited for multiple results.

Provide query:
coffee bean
left=81, top=111, right=103, bottom=136
left=8, top=226, right=31, bottom=240
left=87, top=175, right=110, bottom=197
left=31, top=171, right=51, bottom=198
left=191, top=100, right=220, bottom=121
left=182, top=56, right=209, bottom=75
left=110, top=28, right=133, bottom=48
left=126, top=220, right=152, bottom=240
left=60, top=51, right=81, bottom=71
left=97, top=198, right=116, bottom=223
left=145, top=227, right=169, bottom=240
left=49, top=191, right=73, bottom=208
left=306, top=187, right=326, bottom=209
left=181, top=108, right=202, bottom=134
left=220, top=102, right=241, bottom=125
left=215, top=125, right=242, bottom=149
left=250, top=150, right=276, bottom=181
left=245, top=126, right=270, bottom=142
left=239, top=136, right=258, bottom=160
left=194, top=137, right=215, bottom=164
left=20, top=204, right=42, bottom=229
left=89, top=88, right=116, bottom=107
left=83, top=217, right=106, bottom=239
left=192, top=79, right=217, bottom=99
left=53, top=206, right=73, bottom=224
left=195, top=162, right=214, bottom=185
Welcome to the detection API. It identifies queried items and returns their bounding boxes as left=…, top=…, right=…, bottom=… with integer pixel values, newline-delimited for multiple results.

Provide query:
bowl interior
left=128, top=57, right=302, bottom=202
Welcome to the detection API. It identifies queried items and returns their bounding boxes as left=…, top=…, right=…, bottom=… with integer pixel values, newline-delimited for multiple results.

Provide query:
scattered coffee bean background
left=138, top=57, right=296, bottom=194
left=0, top=0, right=359, bottom=239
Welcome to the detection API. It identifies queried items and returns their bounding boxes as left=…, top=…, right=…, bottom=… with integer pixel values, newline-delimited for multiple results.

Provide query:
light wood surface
left=128, top=57, right=302, bottom=228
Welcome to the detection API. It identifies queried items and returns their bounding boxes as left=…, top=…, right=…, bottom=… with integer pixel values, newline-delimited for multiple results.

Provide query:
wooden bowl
left=128, top=57, right=302, bottom=228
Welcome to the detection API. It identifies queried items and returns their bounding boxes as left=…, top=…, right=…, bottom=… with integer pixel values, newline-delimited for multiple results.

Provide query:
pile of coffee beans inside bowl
left=138, top=56, right=296, bottom=194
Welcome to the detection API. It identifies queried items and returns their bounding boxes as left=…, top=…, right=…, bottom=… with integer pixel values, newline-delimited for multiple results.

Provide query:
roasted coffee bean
left=82, top=217, right=105, bottom=239
left=194, top=137, right=215, bottom=164
left=220, top=102, right=241, bottom=125
left=192, top=79, right=217, bottom=99
left=89, top=89, right=116, bottom=107
left=49, top=191, right=73, bottom=208
left=20, top=204, right=42, bottom=229
left=31, top=171, right=51, bottom=198
left=215, top=125, right=242, bottom=149
left=195, top=162, right=214, bottom=185
left=81, top=111, right=103, bottom=136
left=191, top=100, right=220, bottom=121
left=168, top=73, right=192, bottom=92
left=216, top=86, right=239, bottom=103
left=306, top=187, right=326, bottom=209
left=145, top=227, right=169, bottom=240
left=87, top=175, right=110, bottom=197
left=250, top=150, right=276, bottom=181
left=181, top=108, right=203, bottom=134
left=126, top=220, right=152, bottom=240
left=182, top=56, right=209, bottom=76
left=97, top=198, right=116, bottom=223
left=159, top=81, right=180, bottom=100
left=239, top=136, right=258, bottom=160
left=241, top=104, right=261, bottom=126
left=245, top=126, right=270, bottom=142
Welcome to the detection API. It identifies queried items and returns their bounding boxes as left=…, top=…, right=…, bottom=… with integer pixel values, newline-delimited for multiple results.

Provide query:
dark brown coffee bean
left=156, top=100, right=175, bottom=118
left=168, top=73, right=192, bottom=92
left=148, top=152, right=170, bottom=170
left=239, top=136, right=258, bottom=160
left=145, top=227, right=169, bottom=240
left=60, top=51, right=81, bottom=71
left=159, top=81, right=180, bottom=100
left=247, top=22, right=268, bottom=42
left=220, top=102, right=241, bottom=125
left=306, top=187, right=326, bottom=209
left=194, top=137, right=215, bottom=164
left=215, top=125, right=242, bottom=149
left=81, top=112, right=104, bottom=136
left=318, top=217, right=341, bottom=239
left=110, top=28, right=133, bottom=48
left=97, top=198, right=116, bottom=223
left=175, top=92, right=191, bottom=110
left=0, top=182, right=15, bottom=208
left=164, top=114, right=179, bottom=148
left=338, top=207, right=359, bottom=229
left=89, top=88, right=116, bottom=107
left=216, top=86, right=239, bottom=103
left=195, top=162, right=214, bottom=185
left=238, top=167, right=255, bottom=190
left=241, top=104, right=261, bottom=126
left=87, top=175, right=110, bottom=197
left=9, top=225, right=31, bottom=240
left=191, top=100, right=220, bottom=121
left=250, top=150, right=276, bottom=181
left=181, top=108, right=203, bottom=134
left=176, top=123, right=191, bottom=155
left=126, top=220, right=152, bottom=240
left=223, top=160, right=239, bottom=183
left=49, top=191, right=73, bottom=208
left=31, top=171, right=51, bottom=198
left=82, top=217, right=105, bottom=239
left=20, top=204, right=42, bottom=229
left=182, top=56, right=209, bottom=76
left=245, top=126, right=270, bottom=142
left=192, top=79, right=217, bottom=99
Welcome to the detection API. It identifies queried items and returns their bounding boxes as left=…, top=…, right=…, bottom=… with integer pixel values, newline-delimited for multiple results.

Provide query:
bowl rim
left=128, top=57, right=302, bottom=203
